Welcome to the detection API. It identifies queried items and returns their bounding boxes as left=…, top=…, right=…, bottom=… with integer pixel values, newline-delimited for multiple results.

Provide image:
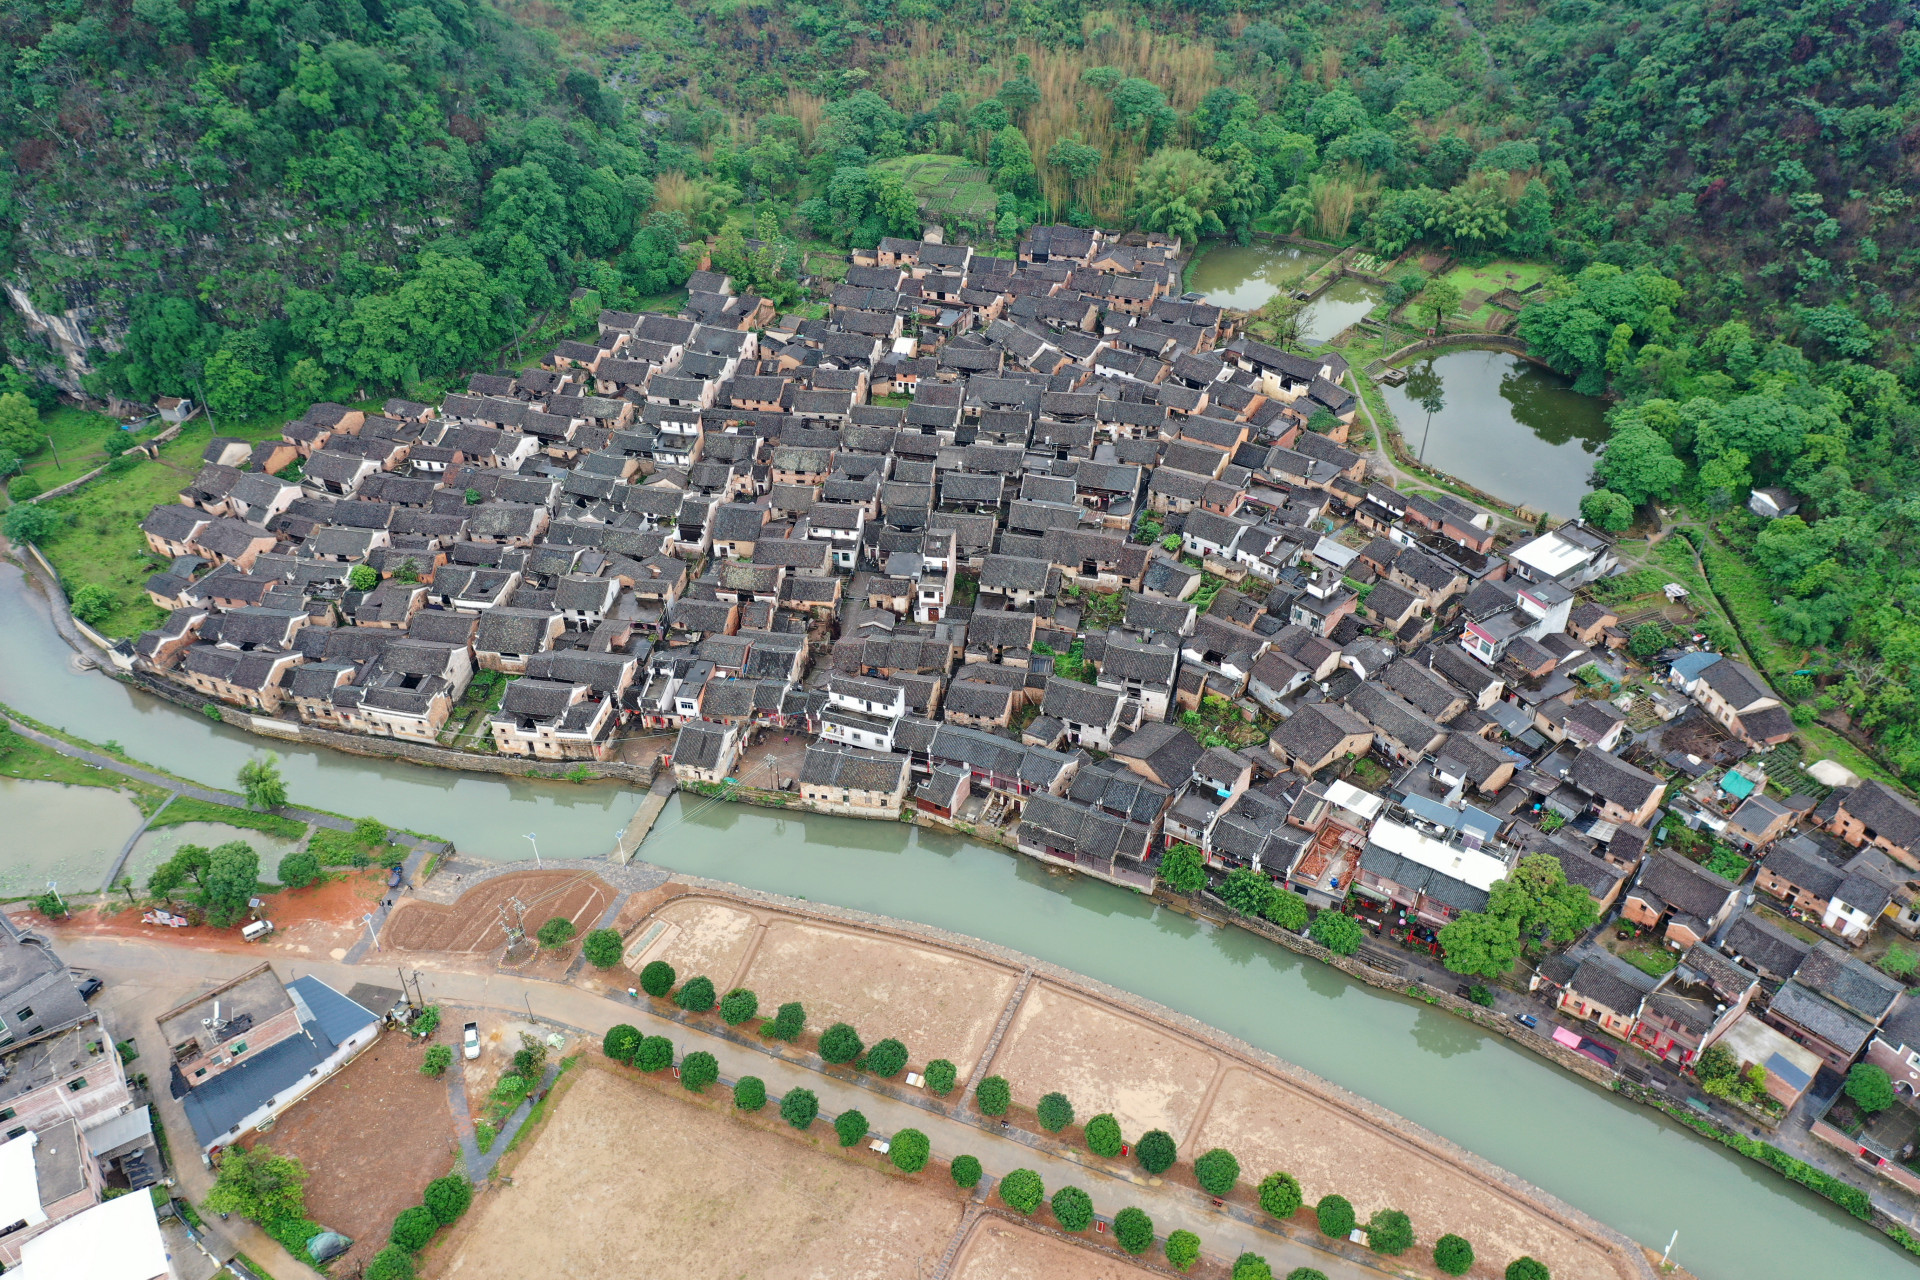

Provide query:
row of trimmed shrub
left=365, top=1174, right=474, bottom=1280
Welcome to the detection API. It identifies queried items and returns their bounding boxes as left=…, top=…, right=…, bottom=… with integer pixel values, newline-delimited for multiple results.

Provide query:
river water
left=1382, top=350, right=1610, bottom=518
left=0, top=562, right=1908, bottom=1279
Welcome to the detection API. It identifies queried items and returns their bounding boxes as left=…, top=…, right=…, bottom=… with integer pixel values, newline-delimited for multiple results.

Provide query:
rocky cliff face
left=3, top=282, right=108, bottom=392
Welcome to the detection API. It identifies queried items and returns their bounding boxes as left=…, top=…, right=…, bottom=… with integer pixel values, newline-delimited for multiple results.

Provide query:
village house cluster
left=117, top=225, right=1920, bottom=1185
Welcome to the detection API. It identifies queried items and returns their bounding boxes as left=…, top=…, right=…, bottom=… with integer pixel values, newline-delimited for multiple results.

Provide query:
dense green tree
left=1309, top=911, right=1364, bottom=956
left=202, top=841, right=260, bottom=928
left=1136, top=1129, right=1177, bottom=1175
left=999, top=1167, right=1044, bottom=1213
left=780, top=1087, right=819, bottom=1129
left=1036, top=1092, right=1075, bottom=1133
left=674, top=975, right=716, bottom=1012
left=1366, top=1208, right=1414, bottom=1255
left=1051, top=1185, right=1093, bottom=1230
left=950, top=1154, right=983, bottom=1188
left=635, top=1036, right=674, bottom=1072
left=1262, top=891, right=1309, bottom=932
left=818, top=1022, right=863, bottom=1063
left=535, top=917, right=576, bottom=948
left=1434, top=1234, right=1475, bottom=1276
left=1194, top=1148, right=1241, bottom=1197
left=680, top=1050, right=719, bottom=1092
left=975, top=1075, right=1011, bottom=1115
left=1847, top=1063, right=1897, bottom=1113
left=1594, top=421, right=1685, bottom=507
left=1085, top=1113, right=1124, bottom=1158
left=1159, top=843, right=1207, bottom=894
left=276, top=852, right=321, bottom=890
left=864, top=1037, right=908, bottom=1078
left=639, top=961, right=676, bottom=998
left=1506, top=1258, right=1550, bottom=1280
left=602, top=1024, right=641, bottom=1064
left=1131, top=149, right=1225, bottom=243
left=582, top=929, right=625, bottom=969
left=879, top=1127, right=926, bottom=1172
left=1232, top=1254, right=1272, bottom=1280
left=1165, top=1229, right=1201, bottom=1271
left=1580, top=489, right=1634, bottom=532
left=1629, top=624, right=1671, bottom=659
left=207, top=1145, right=308, bottom=1223
left=366, top=1246, right=417, bottom=1280
left=2, top=503, right=57, bottom=543
left=719, top=987, right=759, bottom=1025
left=1316, top=1194, right=1356, bottom=1238
left=238, top=757, right=287, bottom=811
left=924, top=1058, right=957, bottom=1095
left=733, top=1076, right=767, bottom=1111
left=390, top=1205, right=437, bottom=1250
left=767, top=1001, right=805, bottom=1042
left=835, top=1108, right=869, bottom=1146
left=1258, top=1171, right=1303, bottom=1219
left=1113, top=1207, right=1155, bottom=1255
left=424, top=1175, right=472, bottom=1225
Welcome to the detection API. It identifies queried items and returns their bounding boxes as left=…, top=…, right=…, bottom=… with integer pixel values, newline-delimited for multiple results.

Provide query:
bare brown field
left=432, top=1066, right=963, bottom=1280
left=739, top=914, right=1020, bottom=1076
left=385, top=870, right=612, bottom=952
left=1191, top=1067, right=1623, bottom=1280
left=949, top=1216, right=1159, bottom=1280
left=624, top=897, right=759, bottom=982
left=992, top=981, right=1217, bottom=1141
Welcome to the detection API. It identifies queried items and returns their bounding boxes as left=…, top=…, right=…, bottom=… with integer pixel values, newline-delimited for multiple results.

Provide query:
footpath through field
left=60, top=933, right=1379, bottom=1280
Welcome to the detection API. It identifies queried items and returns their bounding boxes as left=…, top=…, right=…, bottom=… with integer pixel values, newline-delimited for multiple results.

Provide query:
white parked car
left=463, top=1022, right=481, bottom=1060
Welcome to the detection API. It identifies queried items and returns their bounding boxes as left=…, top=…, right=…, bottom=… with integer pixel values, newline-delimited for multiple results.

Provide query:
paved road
left=67, top=933, right=1381, bottom=1280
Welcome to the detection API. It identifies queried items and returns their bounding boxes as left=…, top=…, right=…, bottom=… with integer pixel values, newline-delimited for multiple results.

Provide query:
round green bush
left=1231, top=1254, right=1272, bottom=1280
left=1135, top=1128, right=1176, bottom=1175
left=1506, top=1259, right=1551, bottom=1280
left=1261, top=890, right=1309, bottom=931
left=1366, top=1208, right=1413, bottom=1255
left=423, top=1175, right=472, bottom=1225
left=733, top=1076, right=767, bottom=1111
left=890, top=1128, right=931, bottom=1173
left=1113, top=1206, right=1154, bottom=1255
left=602, top=1024, right=641, bottom=1064
left=1164, top=1228, right=1200, bottom=1271
left=535, top=916, right=575, bottom=948
left=780, top=1087, right=819, bottom=1129
left=276, top=851, right=322, bottom=890
left=634, top=1035, right=674, bottom=1072
left=1309, top=910, right=1364, bottom=956
left=1194, top=1147, right=1240, bottom=1197
left=6, top=474, right=44, bottom=501
left=975, top=1074, right=1011, bottom=1116
left=365, top=1245, right=417, bottom=1280
left=923, top=1058, right=957, bottom=1095
left=1036, top=1091, right=1075, bottom=1133
left=767, top=1001, right=805, bottom=1041
left=950, top=1153, right=982, bottom=1188
left=674, top=974, right=716, bottom=1012
left=864, top=1037, right=909, bottom=1077
left=1084, top=1113, right=1123, bottom=1158
left=1433, top=1234, right=1475, bottom=1276
left=389, top=1205, right=437, bottom=1251
left=998, top=1167, right=1044, bottom=1214
left=1285, top=1270, right=1329, bottom=1280
left=819, top=1022, right=863, bottom=1063
left=639, top=960, right=676, bottom=997
left=1316, top=1194, right=1355, bottom=1238
left=719, top=987, right=758, bottom=1025
left=1258, top=1170, right=1302, bottom=1219
left=835, top=1108, right=869, bottom=1147
left=581, top=928, right=624, bottom=968
left=1050, top=1185, right=1093, bottom=1231
left=680, top=1050, right=719, bottom=1092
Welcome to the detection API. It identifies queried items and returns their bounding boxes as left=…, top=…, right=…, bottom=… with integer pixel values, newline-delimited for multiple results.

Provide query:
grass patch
left=146, top=797, right=307, bottom=840
left=307, top=825, right=403, bottom=867
left=30, top=415, right=265, bottom=638
left=1614, top=935, right=1680, bottom=978
left=12, top=406, right=143, bottom=490
left=1435, top=258, right=1552, bottom=299
left=0, top=725, right=166, bottom=801
left=1752, top=901, right=1824, bottom=946
left=1795, top=721, right=1897, bottom=787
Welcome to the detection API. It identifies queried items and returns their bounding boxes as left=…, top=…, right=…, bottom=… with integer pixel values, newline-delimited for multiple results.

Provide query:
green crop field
left=873, top=154, right=999, bottom=225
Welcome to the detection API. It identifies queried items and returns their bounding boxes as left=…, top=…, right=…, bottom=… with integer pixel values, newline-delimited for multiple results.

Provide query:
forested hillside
left=0, top=0, right=682, bottom=410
